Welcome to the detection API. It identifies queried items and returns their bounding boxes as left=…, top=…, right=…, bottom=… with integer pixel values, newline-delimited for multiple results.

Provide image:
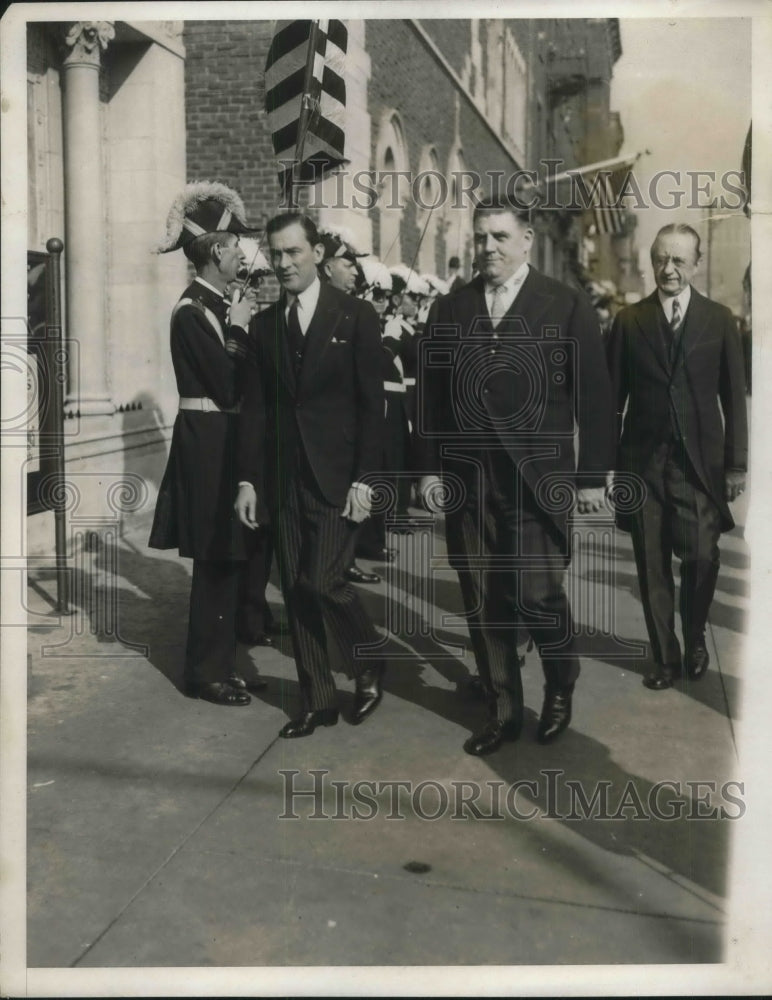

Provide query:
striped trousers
left=273, top=472, right=381, bottom=712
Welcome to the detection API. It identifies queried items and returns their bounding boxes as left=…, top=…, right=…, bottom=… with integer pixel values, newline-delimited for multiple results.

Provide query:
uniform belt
left=403, top=377, right=416, bottom=386
left=178, top=396, right=240, bottom=414
left=384, top=381, right=406, bottom=392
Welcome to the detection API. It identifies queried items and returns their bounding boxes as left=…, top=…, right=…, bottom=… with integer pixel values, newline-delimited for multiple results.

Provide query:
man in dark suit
left=416, top=196, right=614, bottom=756
left=149, top=182, right=264, bottom=706
left=236, top=213, right=386, bottom=738
left=606, top=223, right=748, bottom=690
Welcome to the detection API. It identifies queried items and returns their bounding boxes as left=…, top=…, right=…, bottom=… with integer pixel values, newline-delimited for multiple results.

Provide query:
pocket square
left=331, top=337, right=348, bottom=344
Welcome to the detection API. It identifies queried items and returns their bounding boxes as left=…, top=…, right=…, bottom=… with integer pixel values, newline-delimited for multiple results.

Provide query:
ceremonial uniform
left=147, top=180, right=262, bottom=705
left=149, top=278, right=254, bottom=685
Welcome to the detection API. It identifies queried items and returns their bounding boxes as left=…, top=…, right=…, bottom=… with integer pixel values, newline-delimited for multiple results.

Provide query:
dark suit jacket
left=149, top=280, right=250, bottom=560
left=606, top=287, right=748, bottom=532
left=238, top=281, right=384, bottom=510
left=414, top=268, right=614, bottom=541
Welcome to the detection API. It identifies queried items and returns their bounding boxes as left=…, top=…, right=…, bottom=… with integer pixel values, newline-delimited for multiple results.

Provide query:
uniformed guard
left=149, top=182, right=265, bottom=706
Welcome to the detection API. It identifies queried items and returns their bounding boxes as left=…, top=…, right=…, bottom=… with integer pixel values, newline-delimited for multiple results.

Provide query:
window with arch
left=444, top=148, right=476, bottom=281
left=375, top=111, right=410, bottom=267
left=415, top=146, right=443, bottom=276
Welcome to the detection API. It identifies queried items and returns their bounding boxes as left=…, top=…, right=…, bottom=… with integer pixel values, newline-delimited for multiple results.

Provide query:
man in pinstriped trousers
left=236, top=213, right=386, bottom=738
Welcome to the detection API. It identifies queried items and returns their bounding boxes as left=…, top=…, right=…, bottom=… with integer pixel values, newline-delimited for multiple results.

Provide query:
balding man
left=607, top=224, right=748, bottom=690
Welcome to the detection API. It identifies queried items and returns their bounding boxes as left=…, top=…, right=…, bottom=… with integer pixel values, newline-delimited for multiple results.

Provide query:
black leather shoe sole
left=279, top=709, right=339, bottom=738
left=185, top=682, right=251, bottom=707
left=463, top=723, right=520, bottom=756
left=642, top=667, right=681, bottom=690
left=344, top=567, right=381, bottom=585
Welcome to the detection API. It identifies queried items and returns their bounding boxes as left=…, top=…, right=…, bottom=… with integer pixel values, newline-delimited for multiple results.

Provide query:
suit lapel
left=263, top=300, right=297, bottom=394
left=674, top=286, right=707, bottom=367
left=298, top=282, right=346, bottom=387
left=633, top=293, right=670, bottom=375
left=502, top=267, right=553, bottom=336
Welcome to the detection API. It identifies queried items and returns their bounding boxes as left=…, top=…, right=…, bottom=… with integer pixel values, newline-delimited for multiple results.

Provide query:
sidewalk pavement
left=23, top=491, right=748, bottom=975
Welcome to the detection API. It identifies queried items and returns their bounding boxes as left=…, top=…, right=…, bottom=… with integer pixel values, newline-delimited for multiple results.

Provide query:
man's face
left=651, top=233, right=699, bottom=297
left=324, top=255, right=358, bottom=294
left=369, top=289, right=389, bottom=315
left=473, top=211, right=533, bottom=285
left=399, top=292, right=419, bottom=319
left=268, top=222, right=324, bottom=294
left=216, top=235, right=245, bottom=283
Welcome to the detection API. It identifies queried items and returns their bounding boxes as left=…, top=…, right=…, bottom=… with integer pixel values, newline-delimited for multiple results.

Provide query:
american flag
left=264, top=19, right=348, bottom=194
left=591, top=170, right=627, bottom=237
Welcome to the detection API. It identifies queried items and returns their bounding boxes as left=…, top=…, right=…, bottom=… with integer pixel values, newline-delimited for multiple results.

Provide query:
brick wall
left=184, top=20, right=281, bottom=231
left=183, top=17, right=620, bottom=283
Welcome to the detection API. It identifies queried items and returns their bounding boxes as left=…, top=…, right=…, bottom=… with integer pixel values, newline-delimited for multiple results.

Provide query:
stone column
left=61, top=21, right=115, bottom=416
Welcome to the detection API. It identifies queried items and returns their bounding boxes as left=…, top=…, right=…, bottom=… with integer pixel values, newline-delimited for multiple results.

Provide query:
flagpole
left=288, top=19, right=321, bottom=209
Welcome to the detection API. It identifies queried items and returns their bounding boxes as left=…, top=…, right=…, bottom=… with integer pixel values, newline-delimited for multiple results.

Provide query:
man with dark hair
left=149, top=182, right=262, bottom=706
left=607, top=223, right=748, bottom=690
left=236, top=213, right=386, bottom=737
left=416, top=196, right=614, bottom=756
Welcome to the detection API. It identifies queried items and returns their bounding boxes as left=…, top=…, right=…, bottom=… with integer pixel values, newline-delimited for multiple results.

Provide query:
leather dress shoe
left=536, top=685, right=574, bottom=744
left=236, top=628, right=274, bottom=648
left=642, top=663, right=681, bottom=690
left=356, top=545, right=396, bottom=563
left=345, top=563, right=381, bottom=585
left=352, top=664, right=384, bottom=724
left=228, top=672, right=268, bottom=693
left=279, top=708, right=339, bottom=738
left=185, top=681, right=251, bottom=707
left=685, top=639, right=709, bottom=680
left=463, top=719, right=521, bottom=756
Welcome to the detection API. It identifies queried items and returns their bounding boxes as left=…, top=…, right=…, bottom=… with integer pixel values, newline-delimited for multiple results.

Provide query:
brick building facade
left=22, top=16, right=628, bottom=555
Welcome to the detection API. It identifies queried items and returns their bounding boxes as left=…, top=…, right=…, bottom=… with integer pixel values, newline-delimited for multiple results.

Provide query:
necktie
left=667, top=298, right=683, bottom=363
left=286, top=298, right=304, bottom=372
left=489, top=285, right=507, bottom=330
left=671, top=298, right=682, bottom=331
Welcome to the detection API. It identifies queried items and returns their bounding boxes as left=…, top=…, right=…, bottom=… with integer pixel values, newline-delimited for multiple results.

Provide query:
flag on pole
left=546, top=153, right=640, bottom=237
left=591, top=171, right=626, bottom=236
left=265, top=19, right=348, bottom=194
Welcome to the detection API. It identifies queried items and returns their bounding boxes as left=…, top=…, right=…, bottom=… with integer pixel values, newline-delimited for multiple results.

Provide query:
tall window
left=444, top=148, right=475, bottom=280
left=375, top=111, right=409, bottom=267
left=503, top=29, right=527, bottom=158
left=415, top=147, right=442, bottom=275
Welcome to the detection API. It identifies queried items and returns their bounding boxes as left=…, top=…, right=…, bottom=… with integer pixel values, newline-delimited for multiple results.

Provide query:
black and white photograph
left=1, top=1, right=771, bottom=995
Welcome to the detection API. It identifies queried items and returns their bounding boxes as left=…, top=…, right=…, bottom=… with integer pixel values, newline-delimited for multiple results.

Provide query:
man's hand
left=576, top=486, right=606, bottom=514
left=235, top=482, right=260, bottom=529
left=229, top=286, right=258, bottom=329
left=725, top=471, right=747, bottom=502
left=419, top=475, right=444, bottom=513
left=342, top=482, right=373, bottom=523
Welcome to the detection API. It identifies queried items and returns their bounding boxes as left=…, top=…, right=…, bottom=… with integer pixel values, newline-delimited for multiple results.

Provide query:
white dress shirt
left=284, top=275, right=321, bottom=335
left=658, top=285, right=691, bottom=325
left=484, top=260, right=530, bottom=319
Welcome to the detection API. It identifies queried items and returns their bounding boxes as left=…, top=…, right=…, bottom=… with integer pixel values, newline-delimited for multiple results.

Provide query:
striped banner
left=591, top=171, right=627, bottom=237
left=265, top=19, right=348, bottom=191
